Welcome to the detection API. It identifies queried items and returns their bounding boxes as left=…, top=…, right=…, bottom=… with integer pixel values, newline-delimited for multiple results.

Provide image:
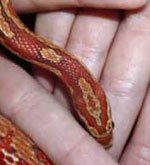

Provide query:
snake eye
left=112, top=120, right=115, bottom=129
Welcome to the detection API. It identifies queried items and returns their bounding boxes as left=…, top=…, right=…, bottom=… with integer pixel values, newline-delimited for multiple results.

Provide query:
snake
left=0, top=0, right=114, bottom=164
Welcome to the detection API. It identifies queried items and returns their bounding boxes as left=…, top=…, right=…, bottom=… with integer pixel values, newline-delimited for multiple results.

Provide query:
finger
left=66, top=9, right=119, bottom=78
left=120, top=87, right=150, bottom=165
left=0, top=54, right=118, bottom=165
left=35, top=10, right=76, bottom=47
left=12, top=0, right=147, bottom=13
left=101, top=3, right=150, bottom=159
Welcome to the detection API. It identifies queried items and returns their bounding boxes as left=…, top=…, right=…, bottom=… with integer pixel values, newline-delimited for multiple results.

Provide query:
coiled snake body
left=0, top=0, right=114, bottom=164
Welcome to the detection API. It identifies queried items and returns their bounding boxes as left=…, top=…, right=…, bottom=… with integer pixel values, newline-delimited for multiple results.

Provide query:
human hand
left=0, top=0, right=150, bottom=164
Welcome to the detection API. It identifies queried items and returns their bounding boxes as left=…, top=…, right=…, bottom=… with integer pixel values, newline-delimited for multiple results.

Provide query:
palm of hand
left=0, top=0, right=150, bottom=164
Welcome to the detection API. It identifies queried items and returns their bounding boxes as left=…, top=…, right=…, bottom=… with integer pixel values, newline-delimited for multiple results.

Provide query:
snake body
left=0, top=0, right=114, bottom=164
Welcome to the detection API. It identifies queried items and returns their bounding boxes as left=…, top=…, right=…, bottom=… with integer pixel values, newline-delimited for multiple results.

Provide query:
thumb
left=12, top=0, right=147, bottom=13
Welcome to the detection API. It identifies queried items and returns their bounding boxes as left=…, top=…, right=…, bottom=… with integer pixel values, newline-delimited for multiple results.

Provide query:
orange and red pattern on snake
left=0, top=115, right=52, bottom=165
left=0, top=0, right=114, bottom=164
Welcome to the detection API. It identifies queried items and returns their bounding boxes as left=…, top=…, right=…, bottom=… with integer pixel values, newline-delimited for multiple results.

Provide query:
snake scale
left=0, top=0, right=114, bottom=164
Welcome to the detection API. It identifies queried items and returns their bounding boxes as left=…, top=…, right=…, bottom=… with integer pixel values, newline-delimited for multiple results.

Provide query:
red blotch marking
left=6, top=156, right=14, bottom=163
left=0, top=158, right=6, bottom=165
left=0, top=151, right=5, bottom=159
left=16, top=159, right=30, bottom=165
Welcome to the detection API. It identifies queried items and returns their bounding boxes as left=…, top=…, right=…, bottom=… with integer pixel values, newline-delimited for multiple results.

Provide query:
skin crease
left=0, top=0, right=150, bottom=165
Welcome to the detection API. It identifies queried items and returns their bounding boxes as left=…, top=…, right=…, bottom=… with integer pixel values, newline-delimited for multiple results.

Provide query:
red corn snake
left=0, top=0, right=114, bottom=164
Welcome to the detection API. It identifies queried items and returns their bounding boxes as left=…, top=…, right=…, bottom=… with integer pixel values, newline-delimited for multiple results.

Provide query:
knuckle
left=105, top=77, right=139, bottom=98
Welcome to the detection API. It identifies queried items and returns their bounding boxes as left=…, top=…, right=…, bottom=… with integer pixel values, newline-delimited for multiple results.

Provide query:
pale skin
left=0, top=0, right=150, bottom=164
